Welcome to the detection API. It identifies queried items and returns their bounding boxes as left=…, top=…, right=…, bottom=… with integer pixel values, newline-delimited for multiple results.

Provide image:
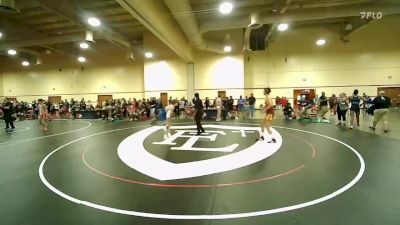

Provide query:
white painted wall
left=144, top=59, right=187, bottom=99
left=194, top=51, right=244, bottom=99
left=245, top=15, right=400, bottom=104
left=0, top=72, right=4, bottom=101
left=1, top=16, right=399, bottom=104
left=2, top=64, right=144, bottom=103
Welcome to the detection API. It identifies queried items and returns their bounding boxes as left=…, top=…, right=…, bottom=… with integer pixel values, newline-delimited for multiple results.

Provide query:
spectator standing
left=248, top=93, right=256, bottom=118
left=349, top=89, right=361, bottom=129
left=369, top=91, right=391, bottom=132
left=337, top=93, right=349, bottom=126
left=319, top=92, right=329, bottom=119
left=215, top=95, right=223, bottom=122
left=3, top=99, right=15, bottom=132
left=329, top=94, right=337, bottom=116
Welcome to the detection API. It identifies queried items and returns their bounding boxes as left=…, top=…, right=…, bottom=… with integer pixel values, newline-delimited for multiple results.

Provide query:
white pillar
left=187, top=63, right=195, bottom=100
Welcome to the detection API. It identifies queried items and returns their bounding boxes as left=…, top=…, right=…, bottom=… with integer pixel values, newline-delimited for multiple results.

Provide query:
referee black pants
left=4, top=116, right=15, bottom=129
left=195, top=110, right=204, bottom=133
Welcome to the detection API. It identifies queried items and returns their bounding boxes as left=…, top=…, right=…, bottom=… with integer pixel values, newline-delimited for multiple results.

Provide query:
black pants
left=337, top=107, right=347, bottom=121
left=195, top=110, right=204, bottom=133
left=4, top=116, right=15, bottom=129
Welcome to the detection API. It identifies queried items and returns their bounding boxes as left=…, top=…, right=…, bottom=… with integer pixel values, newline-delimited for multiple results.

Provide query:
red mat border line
left=81, top=134, right=315, bottom=188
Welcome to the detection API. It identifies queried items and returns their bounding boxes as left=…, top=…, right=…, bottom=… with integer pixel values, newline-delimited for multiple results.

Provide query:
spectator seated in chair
left=299, top=96, right=312, bottom=119
left=127, top=104, right=139, bottom=121
left=309, top=104, right=319, bottom=119
left=111, top=106, right=123, bottom=120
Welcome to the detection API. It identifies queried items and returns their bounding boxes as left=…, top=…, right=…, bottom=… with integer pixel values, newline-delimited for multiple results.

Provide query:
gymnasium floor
left=1, top=110, right=399, bottom=225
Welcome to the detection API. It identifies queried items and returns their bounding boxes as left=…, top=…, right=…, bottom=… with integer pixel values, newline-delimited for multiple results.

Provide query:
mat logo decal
left=153, top=130, right=240, bottom=152
left=117, top=125, right=282, bottom=181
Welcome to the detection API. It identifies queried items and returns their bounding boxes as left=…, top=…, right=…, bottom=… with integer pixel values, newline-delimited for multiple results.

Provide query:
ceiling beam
left=34, top=0, right=133, bottom=48
left=198, top=4, right=400, bottom=34
left=0, top=34, right=85, bottom=50
left=115, top=0, right=194, bottom=62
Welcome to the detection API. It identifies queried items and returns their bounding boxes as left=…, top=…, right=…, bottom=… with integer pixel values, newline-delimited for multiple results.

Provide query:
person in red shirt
left=127, top=103, right=138, bottom=121
left=281, top=97, right=288, bottom=108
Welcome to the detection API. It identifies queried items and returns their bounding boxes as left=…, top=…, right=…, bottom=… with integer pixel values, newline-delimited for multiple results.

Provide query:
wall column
left=187, top=63, right=195, bottom=100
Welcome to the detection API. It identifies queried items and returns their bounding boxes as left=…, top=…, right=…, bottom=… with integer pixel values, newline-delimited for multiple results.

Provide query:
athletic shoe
left=196, top=132, right=201, bottom=136
left=369, top=126, right=375, bottom=131
left=268, top=138, right=277, bottom=143
left=384, top=129, right=389, bottom=133
left=342, top=123, right=346, bottom=127
left=350, top=125, right=353, bottom=129
left=337, top=123, right=342, bottom=126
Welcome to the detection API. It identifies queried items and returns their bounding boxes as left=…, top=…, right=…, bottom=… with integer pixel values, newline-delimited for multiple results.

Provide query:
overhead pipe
left=265, top=0, right=292, bottom=47
left=164, top=0, right=226, bottom=54
left=199, top=4, right=400, bottom=34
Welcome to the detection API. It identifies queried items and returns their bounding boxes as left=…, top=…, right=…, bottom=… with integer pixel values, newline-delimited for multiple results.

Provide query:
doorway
left=48, top=96, right=62, bottom=104
left=377, top=87, right=400, bottom=106
left=217, top=91, right=226, bottom=98
left=293, top=89, right=316, bottom=110
left=160, top=93, right=168, bottom=107
left=98, top=95, right=113, bottom=105
left=5, top=97, right=17, bottom=102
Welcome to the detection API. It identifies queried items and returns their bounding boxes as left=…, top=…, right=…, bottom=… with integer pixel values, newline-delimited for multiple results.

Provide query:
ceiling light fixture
left=316, top=39, right=326, bottom=46
left=223, top=45, right=232, bottom=53
left=7, top=49, right=17, bottom=55
left=80, top=42, right=89, bottom=49
left=145, top=52, right=153, bottom=58
left=277, top=23, right=288, bottom=31
left=219, top=2, right=233, bottom=14
left=88, top=17, right=101, bottom=27
left=78, top=56, right=86, bottom=62
left=22, top=61, right=30, bottom=66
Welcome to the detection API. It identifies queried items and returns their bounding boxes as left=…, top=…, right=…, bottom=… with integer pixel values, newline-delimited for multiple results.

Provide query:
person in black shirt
left=204, top=97, right=210, bottom=110
left=318, top=92, right=328, bottom=119
left=3, top=100, right=15, bottom=132
left=193, top=93, right=205, bottom=135
left=227, top=96, right=234, bottom=111
left=283, top=102, right=294, bottom=120
left=248, top=93, right=256, bottom=118
left=369, top=91, right=391, bottom=132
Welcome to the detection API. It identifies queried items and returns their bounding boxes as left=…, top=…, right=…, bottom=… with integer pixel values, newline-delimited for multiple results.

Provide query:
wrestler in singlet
left=258, top=88, right=276, bottom=143
left=38, top=99, right=48, bottom=131
left=164, top=100, right=175, bottom=139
